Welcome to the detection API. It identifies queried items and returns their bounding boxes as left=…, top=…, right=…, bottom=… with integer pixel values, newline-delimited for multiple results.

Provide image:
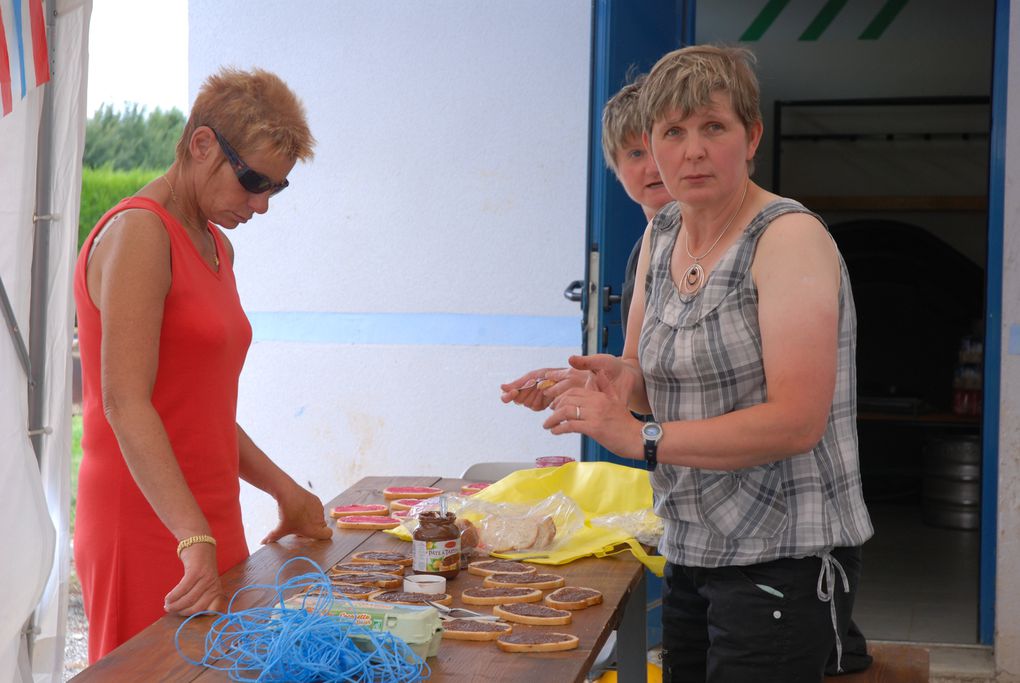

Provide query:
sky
left=86, top=0, right=189, bottom=116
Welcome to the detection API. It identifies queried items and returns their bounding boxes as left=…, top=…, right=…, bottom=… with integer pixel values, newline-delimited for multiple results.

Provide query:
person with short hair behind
left=503, top=45, right=873, bottom=682
left=73, top=67, right=332, bottom=663
left=600, top=74, right=673, bottom=336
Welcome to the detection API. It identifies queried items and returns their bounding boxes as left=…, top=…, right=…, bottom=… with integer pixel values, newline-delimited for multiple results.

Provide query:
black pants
left=661, top=546, right=867, bottom=683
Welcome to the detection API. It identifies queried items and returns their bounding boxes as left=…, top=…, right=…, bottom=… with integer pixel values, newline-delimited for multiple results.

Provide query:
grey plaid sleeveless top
left=638, top=198, right=873, bottom=567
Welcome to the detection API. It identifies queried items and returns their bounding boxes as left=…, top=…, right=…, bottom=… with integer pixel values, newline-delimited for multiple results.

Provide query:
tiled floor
left=854, top=501, right=980, bottom=644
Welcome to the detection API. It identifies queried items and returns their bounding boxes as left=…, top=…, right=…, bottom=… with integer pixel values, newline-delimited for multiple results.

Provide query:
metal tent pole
left=22, top=4, right=61, bottom=670
left=28, top=7, right=58, bottom=466
left=0, top=276, right=33, bottom=382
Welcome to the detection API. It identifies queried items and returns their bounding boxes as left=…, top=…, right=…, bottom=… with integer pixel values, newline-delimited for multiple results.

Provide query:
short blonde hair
left=639, top=45, right=761, bottom=134
left=176, top=67, right=315, bottom=163
left=601, top=75, right=646, bottom=176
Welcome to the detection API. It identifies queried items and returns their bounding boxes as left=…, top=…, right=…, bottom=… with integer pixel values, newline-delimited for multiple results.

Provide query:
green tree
left=82, top=103, right=185, bottom=170
left=78, top=103, right=183, bottom=249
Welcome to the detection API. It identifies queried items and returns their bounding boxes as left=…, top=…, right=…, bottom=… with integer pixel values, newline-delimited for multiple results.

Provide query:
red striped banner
left=29, top=0, right=48, bottom=87
left=0, top=0, right=50, bottom=118
left=0, top=5, right=11, bottom=115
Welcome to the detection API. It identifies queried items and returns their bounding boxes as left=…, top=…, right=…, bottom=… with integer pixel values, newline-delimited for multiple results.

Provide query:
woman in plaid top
left=503, top=45, right=872, bottom=682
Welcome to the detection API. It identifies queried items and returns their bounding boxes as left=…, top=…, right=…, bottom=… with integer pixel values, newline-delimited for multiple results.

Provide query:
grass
left=70, top=414, right=83, bottom=535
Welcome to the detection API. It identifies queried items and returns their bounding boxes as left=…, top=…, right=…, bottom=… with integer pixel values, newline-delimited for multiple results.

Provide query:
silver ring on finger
left=576, top=405, right=581, bottom=420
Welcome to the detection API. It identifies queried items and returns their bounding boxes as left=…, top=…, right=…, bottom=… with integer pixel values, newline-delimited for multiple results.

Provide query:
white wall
left=188, top=2, right=591, bottom=545
left=995, top=1, right=1020, bottom=675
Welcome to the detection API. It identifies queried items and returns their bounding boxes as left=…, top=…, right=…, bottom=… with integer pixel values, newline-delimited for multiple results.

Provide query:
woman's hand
left=261, top=483, right=333, bottom=545
left=164, top=542, right=226, bottom=616
left=543, top=366, right=644, bottom=461
left=500, top=367, right=591, bottom=411
left=564, top=354, right=640, bottom=408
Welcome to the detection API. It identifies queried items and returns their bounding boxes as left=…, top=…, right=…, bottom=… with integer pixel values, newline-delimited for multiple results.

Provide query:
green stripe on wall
left=799, top=0, right=849, bottom=41
left=740, top=0, right=791, bottom=41
left=860, top=0, right=909, bottom=39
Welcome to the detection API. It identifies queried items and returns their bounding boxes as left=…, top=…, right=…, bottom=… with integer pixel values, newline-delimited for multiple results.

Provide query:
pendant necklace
left=680, top=179, right=748, bottom=295
left=161, top=175, right=219, bottom=268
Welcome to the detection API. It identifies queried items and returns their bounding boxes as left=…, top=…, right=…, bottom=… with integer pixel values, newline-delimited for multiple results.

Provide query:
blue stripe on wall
left=1008, top=324, right=1020, bottom=355
left=247, top=311, right=582, bottom=347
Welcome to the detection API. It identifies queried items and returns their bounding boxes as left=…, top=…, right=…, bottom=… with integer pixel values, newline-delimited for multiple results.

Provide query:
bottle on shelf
left=951, top=335, right=983, bottom=417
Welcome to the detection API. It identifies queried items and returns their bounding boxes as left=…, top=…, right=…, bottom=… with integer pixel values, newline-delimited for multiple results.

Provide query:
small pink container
left=535, top=456, right=576, bottom=468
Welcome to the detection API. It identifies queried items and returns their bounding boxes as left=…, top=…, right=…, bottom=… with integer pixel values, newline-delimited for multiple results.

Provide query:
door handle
left=564, top=280, right=584, bottom=303
left=602, top=286, right=621, bottom=311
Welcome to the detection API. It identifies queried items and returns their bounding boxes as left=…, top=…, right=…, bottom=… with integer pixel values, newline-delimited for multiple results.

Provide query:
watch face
left=642, top=423, right=662, bottom=440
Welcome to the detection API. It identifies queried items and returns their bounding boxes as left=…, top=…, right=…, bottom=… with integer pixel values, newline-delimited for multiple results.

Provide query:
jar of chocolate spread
left=412, top=511, right=461, bottom=579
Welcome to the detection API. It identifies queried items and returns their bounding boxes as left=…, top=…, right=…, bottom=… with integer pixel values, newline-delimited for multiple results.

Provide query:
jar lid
left=404, top=574, right=447, bottom=594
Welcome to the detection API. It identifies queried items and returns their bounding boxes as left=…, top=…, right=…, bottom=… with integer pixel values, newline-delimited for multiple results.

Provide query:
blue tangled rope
left=174, top=556, right=431, bottom=682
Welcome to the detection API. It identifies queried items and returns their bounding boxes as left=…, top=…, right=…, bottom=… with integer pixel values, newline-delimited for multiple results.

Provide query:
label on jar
left=412, top=537, right=461, bottom=574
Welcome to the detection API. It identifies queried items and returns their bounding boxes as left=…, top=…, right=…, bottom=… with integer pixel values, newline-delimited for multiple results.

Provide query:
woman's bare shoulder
left=90, top=207, right=172, bottom=281
left=759, top=209, right=830, bottom=246
left=100, top=207, right=170, bottom=251
left=753, top=210, right=839, bottom=287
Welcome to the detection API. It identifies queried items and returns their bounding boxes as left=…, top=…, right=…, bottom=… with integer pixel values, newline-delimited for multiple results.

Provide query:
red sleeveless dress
left=73, top=197, right=252, bottom=662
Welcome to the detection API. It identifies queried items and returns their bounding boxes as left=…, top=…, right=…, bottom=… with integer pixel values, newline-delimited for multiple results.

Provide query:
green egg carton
left=284, top=596, right=443, bottom=659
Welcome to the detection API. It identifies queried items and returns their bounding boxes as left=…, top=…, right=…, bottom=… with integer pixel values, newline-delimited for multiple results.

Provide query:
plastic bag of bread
left=461, top=492, right=584, bottom=553
left=479, top=514, right=554, bottom=553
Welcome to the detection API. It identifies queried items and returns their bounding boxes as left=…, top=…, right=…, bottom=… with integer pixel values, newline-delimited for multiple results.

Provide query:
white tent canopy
left=0, top=0, right=91, bottom=679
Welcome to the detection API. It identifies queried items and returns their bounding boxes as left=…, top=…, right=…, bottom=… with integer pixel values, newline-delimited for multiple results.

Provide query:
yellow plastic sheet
left=389, top=461, right=665, bottom=576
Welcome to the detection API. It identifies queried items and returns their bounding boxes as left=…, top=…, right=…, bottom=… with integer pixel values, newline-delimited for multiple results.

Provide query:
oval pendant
left=683, top=263, right=705, bottom=294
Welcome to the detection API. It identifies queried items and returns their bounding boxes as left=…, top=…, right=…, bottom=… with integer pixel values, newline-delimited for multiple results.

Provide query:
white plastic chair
left=459, top=461, right=534, bottom=481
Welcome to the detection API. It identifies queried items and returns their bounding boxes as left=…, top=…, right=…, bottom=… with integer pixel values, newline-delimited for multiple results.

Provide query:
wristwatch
left=641, top=422, right=662, bottom=471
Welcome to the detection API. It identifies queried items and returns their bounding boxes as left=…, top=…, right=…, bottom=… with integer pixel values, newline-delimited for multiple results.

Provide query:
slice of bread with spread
left=543, top=586, right=603, bottom=610
left=335, top=515, right=402, bottom=530
left=325, top=572, right=402, bottom=589
left=482, top=572, right=565, bottom=590
left=496, top=630, right=579, bottom=652
left=460, top=587, right=543, bottom=605
left=441, top=618, right=512, bottom=641
left=329, top=562, right=406, bottom=576
left=493, top=602, right=571, bottom=625
left=296, top=583, right=376, bottom=602
left=368, top=590, right=453, bottom=606
left=347, top=551, right=412, bottom=566
left=467, top=560, right=537, bottom=577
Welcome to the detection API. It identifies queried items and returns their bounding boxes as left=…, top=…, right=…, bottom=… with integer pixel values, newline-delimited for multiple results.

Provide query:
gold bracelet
left=176, top=534, right=216, bottom=558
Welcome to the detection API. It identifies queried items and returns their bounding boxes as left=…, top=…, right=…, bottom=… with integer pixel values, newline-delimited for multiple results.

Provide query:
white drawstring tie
left=816, top=551, right=850, bottom=673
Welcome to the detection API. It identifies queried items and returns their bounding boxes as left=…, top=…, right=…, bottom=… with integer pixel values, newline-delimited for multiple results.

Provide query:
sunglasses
left=210, top=127, right=289, bottom=197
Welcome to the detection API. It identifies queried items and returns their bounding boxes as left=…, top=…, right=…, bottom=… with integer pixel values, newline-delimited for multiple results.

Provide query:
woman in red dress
left=73, top=68, right=332, bottom=663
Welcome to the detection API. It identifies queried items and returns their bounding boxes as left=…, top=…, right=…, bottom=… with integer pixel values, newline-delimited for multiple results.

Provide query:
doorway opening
left=774, top=96, right=989, bottom=644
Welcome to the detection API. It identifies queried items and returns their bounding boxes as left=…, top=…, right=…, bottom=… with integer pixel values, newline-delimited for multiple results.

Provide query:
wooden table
left=71, top=476, right=648, bottom=683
